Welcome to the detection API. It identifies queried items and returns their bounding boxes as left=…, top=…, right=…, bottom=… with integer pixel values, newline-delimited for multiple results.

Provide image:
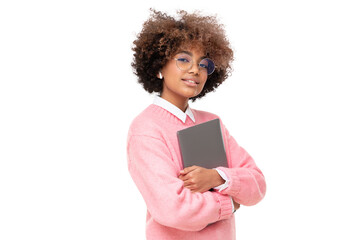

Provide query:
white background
left=1, top=0, right=359, bottom=239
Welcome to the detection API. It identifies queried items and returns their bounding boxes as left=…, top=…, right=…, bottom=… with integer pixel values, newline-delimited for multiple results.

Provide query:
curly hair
left=131, top=9, right=234, bottom=101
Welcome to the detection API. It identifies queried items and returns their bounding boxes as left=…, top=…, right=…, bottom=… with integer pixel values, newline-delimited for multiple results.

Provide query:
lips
left=182, top=78, right=199, bottom=84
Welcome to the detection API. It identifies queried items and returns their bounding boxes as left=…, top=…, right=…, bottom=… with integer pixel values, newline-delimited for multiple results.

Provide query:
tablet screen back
left=177, top=119, right=228, bottom=169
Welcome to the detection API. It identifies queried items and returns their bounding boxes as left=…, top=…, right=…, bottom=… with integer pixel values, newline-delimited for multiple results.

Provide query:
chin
left=181, top=89, right=202, bottom=99
left=182, top=93, right=199, bottom=99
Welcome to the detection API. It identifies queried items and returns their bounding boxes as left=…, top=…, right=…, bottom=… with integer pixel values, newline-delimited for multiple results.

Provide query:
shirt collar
left=153, top=95, right=195, bottom=123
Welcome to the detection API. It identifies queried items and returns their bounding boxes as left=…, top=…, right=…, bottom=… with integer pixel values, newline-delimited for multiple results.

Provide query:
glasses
left=173, top=53, right=215, bottom=75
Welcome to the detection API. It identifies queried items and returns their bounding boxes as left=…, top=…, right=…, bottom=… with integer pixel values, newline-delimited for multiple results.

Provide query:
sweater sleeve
left=127, top=134, right=233, bottom=231
left=216, top=123, right=266, bottom=206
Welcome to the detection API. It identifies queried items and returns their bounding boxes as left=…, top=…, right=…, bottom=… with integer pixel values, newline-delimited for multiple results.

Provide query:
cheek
left=163, top=70, right=184, bottom=91
left=193, top=78, right=207, bottom=96
left=163, top=62, right=182, bottom=77
left=199, top=77, right=208, bottom=88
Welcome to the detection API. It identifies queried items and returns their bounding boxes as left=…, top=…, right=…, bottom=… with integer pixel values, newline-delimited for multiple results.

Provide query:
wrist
left=212, top=169, right=225, bottom=187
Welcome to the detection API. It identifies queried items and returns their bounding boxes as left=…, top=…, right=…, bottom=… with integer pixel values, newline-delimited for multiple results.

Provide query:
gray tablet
left=177, top=118, right=228, bottom=169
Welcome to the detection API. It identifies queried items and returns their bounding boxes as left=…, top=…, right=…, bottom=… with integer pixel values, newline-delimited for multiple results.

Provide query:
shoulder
left=191, top=108, right=221, bottom=123
left=127, top=105, right=164, bottom=139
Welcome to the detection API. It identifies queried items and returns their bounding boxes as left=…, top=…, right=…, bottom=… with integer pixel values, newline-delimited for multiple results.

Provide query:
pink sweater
left=127, top=104, right=266, bottom=240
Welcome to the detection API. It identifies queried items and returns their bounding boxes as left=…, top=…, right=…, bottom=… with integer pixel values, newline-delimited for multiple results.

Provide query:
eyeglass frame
left=173, top=55, right=216, bottom=75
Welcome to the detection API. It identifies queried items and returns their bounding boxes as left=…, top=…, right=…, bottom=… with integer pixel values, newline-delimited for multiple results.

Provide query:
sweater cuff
left=213, top=168, right=230, bottom=192
left=216, top=167, right=242, bottom=196
left=213, top=192, right=233, bottom=220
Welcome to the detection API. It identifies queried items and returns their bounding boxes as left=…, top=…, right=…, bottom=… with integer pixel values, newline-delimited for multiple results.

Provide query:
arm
left=127, top=135, right=233, bottom=231
left=178, top=166, right=239, bottom=212
left=176, top=122, right=266, bottom=206
left=216, top=123, right=266, bottom=206
left=178, top=166, right=225, bottom=193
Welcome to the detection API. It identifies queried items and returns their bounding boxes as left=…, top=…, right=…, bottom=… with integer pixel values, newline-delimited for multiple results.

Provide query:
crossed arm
left=178, top=121, right=266, bottom=208
left=127, top=135, right=235, bottom=231
left=178, top=166, right=240, bottom=211
left=127, top=129, right=265, bottom=231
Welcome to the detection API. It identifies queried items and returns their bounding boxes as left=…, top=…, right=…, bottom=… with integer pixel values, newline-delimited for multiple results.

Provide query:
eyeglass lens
left=175, top=54, right=215, bottom=75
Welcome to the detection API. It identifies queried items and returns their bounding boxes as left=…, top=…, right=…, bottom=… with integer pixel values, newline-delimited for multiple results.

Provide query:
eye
left=199, top=63, right=209, bottom=69
left=177, top=58, right=190, bottom=63
left=175, top=53, right=192, bottom=63
left=199, top=59, right=210, bottom=69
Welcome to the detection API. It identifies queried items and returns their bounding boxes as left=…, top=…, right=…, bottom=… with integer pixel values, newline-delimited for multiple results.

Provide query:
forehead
left=175, top=48, right=206, bottom=59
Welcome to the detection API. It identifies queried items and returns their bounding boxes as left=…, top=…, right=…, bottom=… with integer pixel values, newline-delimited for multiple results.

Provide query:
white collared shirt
left=153, top=95, right=195, bottom=123
left=153, top=96, right=234, bottom=212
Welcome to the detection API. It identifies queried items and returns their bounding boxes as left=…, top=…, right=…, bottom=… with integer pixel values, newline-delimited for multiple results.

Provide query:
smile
left=182, top=79, right=199, bottom=84
left=185, top=80, right=196, bottom=84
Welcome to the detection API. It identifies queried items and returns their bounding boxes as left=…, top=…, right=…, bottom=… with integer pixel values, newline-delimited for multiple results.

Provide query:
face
left=159, top=47, right=210, bottom=109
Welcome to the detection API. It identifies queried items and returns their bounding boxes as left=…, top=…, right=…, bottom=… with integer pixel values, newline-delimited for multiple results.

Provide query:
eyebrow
left=177, top=50, right=207, bottom=60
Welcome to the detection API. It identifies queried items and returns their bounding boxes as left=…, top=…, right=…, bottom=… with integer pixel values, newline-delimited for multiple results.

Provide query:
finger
left=178, top=174, right=190, bottom=181
left=179, top=175, right=190, bottom=181
left=184, top=182, right=197, bottom=190
left=180, top=165, right=199, bottom=175
left=184, top=184, right=193, bottom=190
left=183, top=180, right=193, bottom=188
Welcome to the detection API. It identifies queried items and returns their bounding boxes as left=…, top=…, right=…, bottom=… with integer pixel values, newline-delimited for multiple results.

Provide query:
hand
left=178, top=166, right=225, bottom=193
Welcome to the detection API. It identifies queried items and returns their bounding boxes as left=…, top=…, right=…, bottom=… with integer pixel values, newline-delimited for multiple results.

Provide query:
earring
left=159, top=72, right=163, bottom=79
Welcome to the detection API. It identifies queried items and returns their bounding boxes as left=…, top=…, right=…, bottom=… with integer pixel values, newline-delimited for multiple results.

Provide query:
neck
left=160, top=94, right=188, bottom=112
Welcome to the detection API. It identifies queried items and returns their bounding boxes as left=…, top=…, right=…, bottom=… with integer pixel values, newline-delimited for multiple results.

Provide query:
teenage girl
left=127, top=9, right=266, bottom=240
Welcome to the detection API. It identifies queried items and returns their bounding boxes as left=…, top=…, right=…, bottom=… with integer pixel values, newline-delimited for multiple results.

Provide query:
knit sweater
left=127, top=104, right=266, bottom=240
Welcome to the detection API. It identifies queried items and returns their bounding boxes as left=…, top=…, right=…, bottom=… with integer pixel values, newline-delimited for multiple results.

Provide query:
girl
left=127, top=9, right=266, bottom=240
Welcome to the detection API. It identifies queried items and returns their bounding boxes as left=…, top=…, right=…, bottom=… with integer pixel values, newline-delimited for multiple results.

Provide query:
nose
left=188, top=61, right=200, bottom=75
